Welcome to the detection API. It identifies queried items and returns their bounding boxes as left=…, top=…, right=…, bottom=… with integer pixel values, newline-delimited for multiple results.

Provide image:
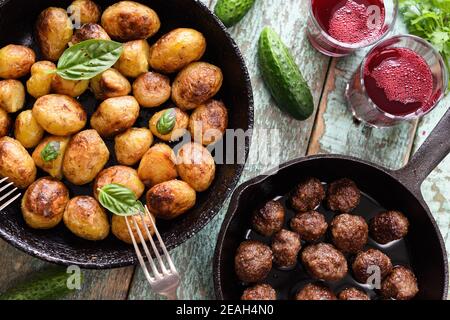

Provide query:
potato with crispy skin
left=36, top=7, right=73, bottom=61
left=114, top=40, right=151, bottom=78
left=176, top=142, right=216, bottom=192
left=132, top=72, right=171, bottom=108
left=70, top=23, right=111, bottom=45
left=189, top=100, right=228, bottom=145
left=0, top=45, right=35, bottom=79
left=21, top=177, right=69, bottom=229
left=68, top=0, right=101, bottom=25
left=146, top=180, right=196, bottom=220
left=26, top=61, right=56, bottom=98
left=138, top=143, right=178, bottom=187
left=115, top=128, right=153, bottom=166
left=90, top=68, right=131, bottom=100
left=62, top=129, right=109, bottom=185
left=32, top=94, right=87, bottom=136
left=64, top=196, right=110, bottom=241
left=0, top=80, right=25, bottom=113
left=101, top=1, right=160, bottom=41
left=32, top=136, right=70, bottom=180
left=112, top=213, right=155, bottom=244
left=149, top=107, right=189, bottom=142
left=0, top=108, right=11, bottom=138
left=0, top=137, right=36, bottom=188
left=172, top=62, right=223, bottom=110
left=93, top=165, right=145, bottom=200
left=90, top=96, right=140, bottom=137
left=14, top=110, right=45, bottom=149
left=51, top=74, right=89, bottom=97
left=149, top=28, right=206, bottom=74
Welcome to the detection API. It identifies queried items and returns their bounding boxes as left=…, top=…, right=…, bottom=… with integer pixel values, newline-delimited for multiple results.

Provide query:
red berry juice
left=363, top=47, right=436, bottom=116
left=312, top=0, right=386, bottom=44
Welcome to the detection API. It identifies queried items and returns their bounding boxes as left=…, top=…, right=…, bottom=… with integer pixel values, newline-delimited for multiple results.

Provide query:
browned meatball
left=271, top=229, right=301, bottom=268
left=381, top=266, right=419, bottom=300
left=331, top=214, right=368, bottom=253
left=326, top=178, right=361, bottom=213
left=295, top=283, right=337, bottom=300
left=235, top=241, right=273, bottom=283
left=290, top=211, right=328, bottom=242
left=251, top=200, right=285, bottom=237
left=301, top=243, right=348, bottom=282
left=290, top=177, right=325, bottom=212
left=338, top=287, right=370, bottom=300
left=352, top=249, right=393, bottom=284
left=241, top=284, right=277, bottom=300
left=370, top=211, right=409, bottom=244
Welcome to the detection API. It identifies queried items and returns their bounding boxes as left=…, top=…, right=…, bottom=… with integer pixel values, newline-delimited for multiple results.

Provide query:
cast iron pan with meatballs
left=214, top=108, right=450, bottom=300
left=0, top=0, right=253, bottom=268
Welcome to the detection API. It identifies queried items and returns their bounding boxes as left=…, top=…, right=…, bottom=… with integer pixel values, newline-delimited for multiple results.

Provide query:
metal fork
left=0, top=177, right=21, bottom=212
left=125, top=205, right=181, bottom=300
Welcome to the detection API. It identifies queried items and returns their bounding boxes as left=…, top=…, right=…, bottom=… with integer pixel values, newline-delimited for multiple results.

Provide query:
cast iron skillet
left=214, top=108, right=450, bottom=300
left=0, top=0, right=253, bottom=268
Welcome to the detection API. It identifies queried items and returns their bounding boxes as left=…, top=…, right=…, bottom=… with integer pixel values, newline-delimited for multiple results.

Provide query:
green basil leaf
left=40, top=141, right=60, bottom=162
left=97, top=183, right=143, bottom=217
left=55, top=39, right=124, bottom=80
left=156, top=108, right=177, bottom=135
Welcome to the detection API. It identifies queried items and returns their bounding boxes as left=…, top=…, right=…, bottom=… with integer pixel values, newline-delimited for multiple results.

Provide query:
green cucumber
left=0, top=267, right=81, bottom=300
left=258, top=27, right=314, bottom=121
left=214, top=0, right=256, bottom=27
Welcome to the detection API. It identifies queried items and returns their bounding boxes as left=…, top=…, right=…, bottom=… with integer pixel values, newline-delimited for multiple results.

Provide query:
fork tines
left=0, top=177, right=21, bottom=212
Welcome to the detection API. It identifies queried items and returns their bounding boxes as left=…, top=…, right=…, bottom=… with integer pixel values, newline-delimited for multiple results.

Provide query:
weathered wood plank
left=128, top=0, right=331, bottom=300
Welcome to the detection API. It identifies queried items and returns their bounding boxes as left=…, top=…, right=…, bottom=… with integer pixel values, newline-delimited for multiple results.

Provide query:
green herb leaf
left=97, top=184, right=144, bottom=217
left=55, top=39, right=123, bottom=81
left=156, top=108, right=177, bottom=135
left=40, top=141, right=60, bottom=162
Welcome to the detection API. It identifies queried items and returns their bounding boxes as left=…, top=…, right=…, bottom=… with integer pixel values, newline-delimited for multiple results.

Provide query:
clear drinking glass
left=346, top=35, right=448, bottom=128
left=307, top=0, right=398, bottom=57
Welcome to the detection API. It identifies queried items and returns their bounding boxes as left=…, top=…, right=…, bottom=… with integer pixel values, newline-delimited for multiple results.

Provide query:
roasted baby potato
left=32, top=94, right=87, bottom=136
left=149, top=107, right=189, bottom=142
left=68, top=0, right=101, bottom=25
left=138, top=143, right=178, bottom=187
left=36, top=7, right=73, bottom=61
left=70, top=23, right=110, bottom=45
left=0, top=137, right=36, bottom=188
left=189, top=100, right=228, bottom=145
left=93, top=165, right=145, bottom=200
left=26, top=61, right=56, bottom=98
left=51, top=74, right=89, bottom=97
left=90, top=68, right=131, bottom=100
left=176, top=142, right=216, bottom=192
left=172, top=62, right=223, bottom=110
left=114, top=40, right=151, bottom=78
left=21, top=177, right=69, bottom=229
left=62, top=129, right=110, bottom=185
left=149, top=28, right=206, bottom=74
left=63, top=196, right=110, bottom=241
left=0, top=80, right=25, bottom=113
left=115, top=128, right=153, bottom=166
left=132, top=72, right=171, bottom=108
left=90, top=96, right=140, bottom=137
left=0, top=45, right=35, bottom=79
left=14, top=110, right=45, bottom=149
left=32, top=136, right=70, bottom=180
left=112, top=214, right=155, bottom=244
left=101, top=1, right=160, bottom=41
left=0, top=108, right=10, bottom=138
left=146, top=180, right=196, bottom=220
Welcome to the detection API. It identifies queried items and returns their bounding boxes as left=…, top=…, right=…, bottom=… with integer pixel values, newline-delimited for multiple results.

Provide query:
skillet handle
left=393, top=107, right=450, bottom=192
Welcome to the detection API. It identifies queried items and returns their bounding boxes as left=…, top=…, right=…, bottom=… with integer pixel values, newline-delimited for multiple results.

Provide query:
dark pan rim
left=0, top=0, right=254, bottom=269
left=213, top=154, right=449, bottom=300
